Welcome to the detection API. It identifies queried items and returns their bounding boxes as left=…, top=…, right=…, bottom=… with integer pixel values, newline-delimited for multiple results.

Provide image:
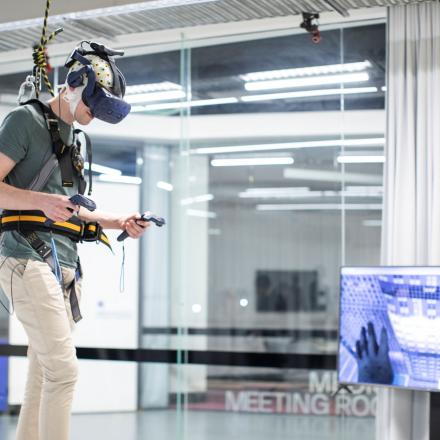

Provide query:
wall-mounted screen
left=256, top=270, right=319, bottom=312
left=339, top=266, right=440, bottom=392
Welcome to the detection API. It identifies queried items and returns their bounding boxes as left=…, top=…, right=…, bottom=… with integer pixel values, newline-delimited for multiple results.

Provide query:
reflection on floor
left=0, top=410, right=375, bottom=440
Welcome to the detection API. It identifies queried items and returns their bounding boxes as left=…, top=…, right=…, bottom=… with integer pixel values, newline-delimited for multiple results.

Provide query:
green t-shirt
left=0, top=103, right=80, bottom=268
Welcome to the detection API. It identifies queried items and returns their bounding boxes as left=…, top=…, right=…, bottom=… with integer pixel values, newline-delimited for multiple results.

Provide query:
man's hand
left=355, top=321, right=394, bottom=385
left=119, top=212, right=151, bottom=239
left=38, top=193, right=78, bottom=223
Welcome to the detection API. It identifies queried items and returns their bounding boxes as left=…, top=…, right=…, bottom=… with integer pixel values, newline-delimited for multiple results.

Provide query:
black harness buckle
left=83, top=222, right=102, bottom=242
left=25, top=231, right=52, bottom=259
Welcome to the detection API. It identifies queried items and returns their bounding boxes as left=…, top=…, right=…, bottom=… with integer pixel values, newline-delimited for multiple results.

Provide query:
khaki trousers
left=0, top=256, right=81, bottom=440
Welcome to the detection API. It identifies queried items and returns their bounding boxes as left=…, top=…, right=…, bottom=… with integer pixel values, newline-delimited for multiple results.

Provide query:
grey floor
left=0, top=410, right=375, bottom=440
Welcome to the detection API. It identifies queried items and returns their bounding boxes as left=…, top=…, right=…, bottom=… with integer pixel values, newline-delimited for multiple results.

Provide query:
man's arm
left=77, top=208, right=124, bottom=230
left=77, top=207, right=151, bottom=238
left=0, top=152, right=77, bottom=222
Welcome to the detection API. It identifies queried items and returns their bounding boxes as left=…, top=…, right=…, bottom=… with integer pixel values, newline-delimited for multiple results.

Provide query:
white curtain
left=378, top=2, right=440, bottom=440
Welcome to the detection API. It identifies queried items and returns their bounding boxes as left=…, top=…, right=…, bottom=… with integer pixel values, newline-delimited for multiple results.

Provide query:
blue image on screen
left=338, top=267, right=440, bottom=391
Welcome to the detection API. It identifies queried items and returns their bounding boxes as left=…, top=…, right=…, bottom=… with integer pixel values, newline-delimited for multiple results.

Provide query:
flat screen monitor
left=339, top=266, right=440, bottom=392
left=256, top=270, right=318, bottom=312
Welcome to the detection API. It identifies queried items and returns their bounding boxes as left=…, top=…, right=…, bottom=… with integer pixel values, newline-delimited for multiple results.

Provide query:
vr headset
left=65, top=41, right=131, bottom=124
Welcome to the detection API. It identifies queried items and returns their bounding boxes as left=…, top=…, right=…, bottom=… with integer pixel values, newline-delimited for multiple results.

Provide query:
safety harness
left=0, top=100, right=111, bottom=322
left=1, top=2, right=124, bottom=322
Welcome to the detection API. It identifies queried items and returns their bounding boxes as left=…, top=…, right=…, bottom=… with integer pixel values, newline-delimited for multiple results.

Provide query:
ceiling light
left=346, top=185, right=383, bottom=193
left=125, top=82, right=182, bottom=94
left=211, top=157, right=294, bottom=167
left=84, top=162, right=121, bottom=176
left=181, top=194, right=214, bottom=205
left=256, top=203, right=382, bottom=211
left=239, top=187, right=312, bottom=198
left=363, top=219, right=382, bottom=227
left=125, top=90, right=186, bottom=104
left=240, top=61, right=371, bottom=82
left=240, top=86, right=378, bottom=102
left=283, top=168, right=382, bottom=185
left=131, top=97, right=238, bottom=112
left=244, top=73, right=369, bottom=92
left=157, top=181, right=174, bottom=191
left=239, top=187, right=383, bottom=199
left=187, top=209, right=217, bottom=219
left=337, top=155, right=385, bottom=164
left=98, top=175, right=142, bottom=184
left=193, top=137, right=384, bottom=155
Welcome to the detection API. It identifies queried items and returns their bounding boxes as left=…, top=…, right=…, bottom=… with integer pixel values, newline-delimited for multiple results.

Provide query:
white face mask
left=63, top=83, right=86, bottom=116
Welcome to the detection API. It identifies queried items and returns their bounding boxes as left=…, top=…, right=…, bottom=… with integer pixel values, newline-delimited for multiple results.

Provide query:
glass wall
left=168, top=22, right=385, bottom=440
left=0, top=19, right=385, bottom=440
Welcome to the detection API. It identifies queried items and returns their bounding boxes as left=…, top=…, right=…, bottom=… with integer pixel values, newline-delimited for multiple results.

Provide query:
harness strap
left=17, top=229, right=82, bottom=322
left=0, top=210, right=112, bottom=251
left=23, top=99, right=90, bottom=192
left=27, top=154, right=58, bottom=191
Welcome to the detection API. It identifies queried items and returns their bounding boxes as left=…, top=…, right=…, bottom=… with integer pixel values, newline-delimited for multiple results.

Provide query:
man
left=0, top=42, right=148, bottom=440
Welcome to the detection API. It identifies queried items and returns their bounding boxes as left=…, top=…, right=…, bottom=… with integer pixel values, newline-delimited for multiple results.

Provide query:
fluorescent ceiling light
left=193, top=137, right=385, bottom=155
left=157, top=181, right=173, bottom=191
left=211, top=157, right=294, bottom=167
left=181, top=194, right=214, bottom=205
left=337, top=155, right=385, bottom=164
left=84, top=162, right=121, bottom=176
left=239, top=187, right=311, bottom=198
left=125, top=82, right=182, bottom=94
left=283, top=168, right=383, bottom=185
left=131, top=87, right=377, bottom=112
left=131, top=97, right=238, bottom=112
left=381, top=86, right=387, bottom=91
left=346, top=185, right=383, bottom=191
left=240, top=190, right=325, bottom=199
left=244, top=73, right=369, bottom=92
left=241, top=86, right=378, bottom=102
left=187, top=209, right=217, bottom=219
left=125, top=90, right=186, bottom=104
left=98, top=175, right=142, bottom=184
left=0, top=0, right=221, bottom=31
left=256, top=203, right=382, bottom=211
left=239, top=186, right=383, bottom=199
left=363, top=219, right=382, bottom=227
left=241, top=61, right=371, bottom=82
left=242, top=186, right=310, bottom=194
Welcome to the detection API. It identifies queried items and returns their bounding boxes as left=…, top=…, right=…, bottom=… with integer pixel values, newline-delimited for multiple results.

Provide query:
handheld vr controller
left=117, top=213, right=166, bottom=242
left=69, top=194, right=97, bottom=212
left=44, top=194, right=97, bottom=226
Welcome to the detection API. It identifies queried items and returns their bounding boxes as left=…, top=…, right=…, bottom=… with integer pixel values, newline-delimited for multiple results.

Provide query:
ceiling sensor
left=300, top=12, right=321, bottom=44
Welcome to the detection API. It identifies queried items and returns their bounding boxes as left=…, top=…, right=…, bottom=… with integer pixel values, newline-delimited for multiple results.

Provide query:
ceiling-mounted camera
left=300, top=12, right=321, bottom=44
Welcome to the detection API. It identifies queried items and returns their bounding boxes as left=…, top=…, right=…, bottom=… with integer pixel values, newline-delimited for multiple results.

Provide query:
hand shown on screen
left=355, top=322, right=394, bottom=385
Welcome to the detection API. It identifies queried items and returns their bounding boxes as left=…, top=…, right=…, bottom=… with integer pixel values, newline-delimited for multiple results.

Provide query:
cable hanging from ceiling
left=18, top=0, right=63, bottom=103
